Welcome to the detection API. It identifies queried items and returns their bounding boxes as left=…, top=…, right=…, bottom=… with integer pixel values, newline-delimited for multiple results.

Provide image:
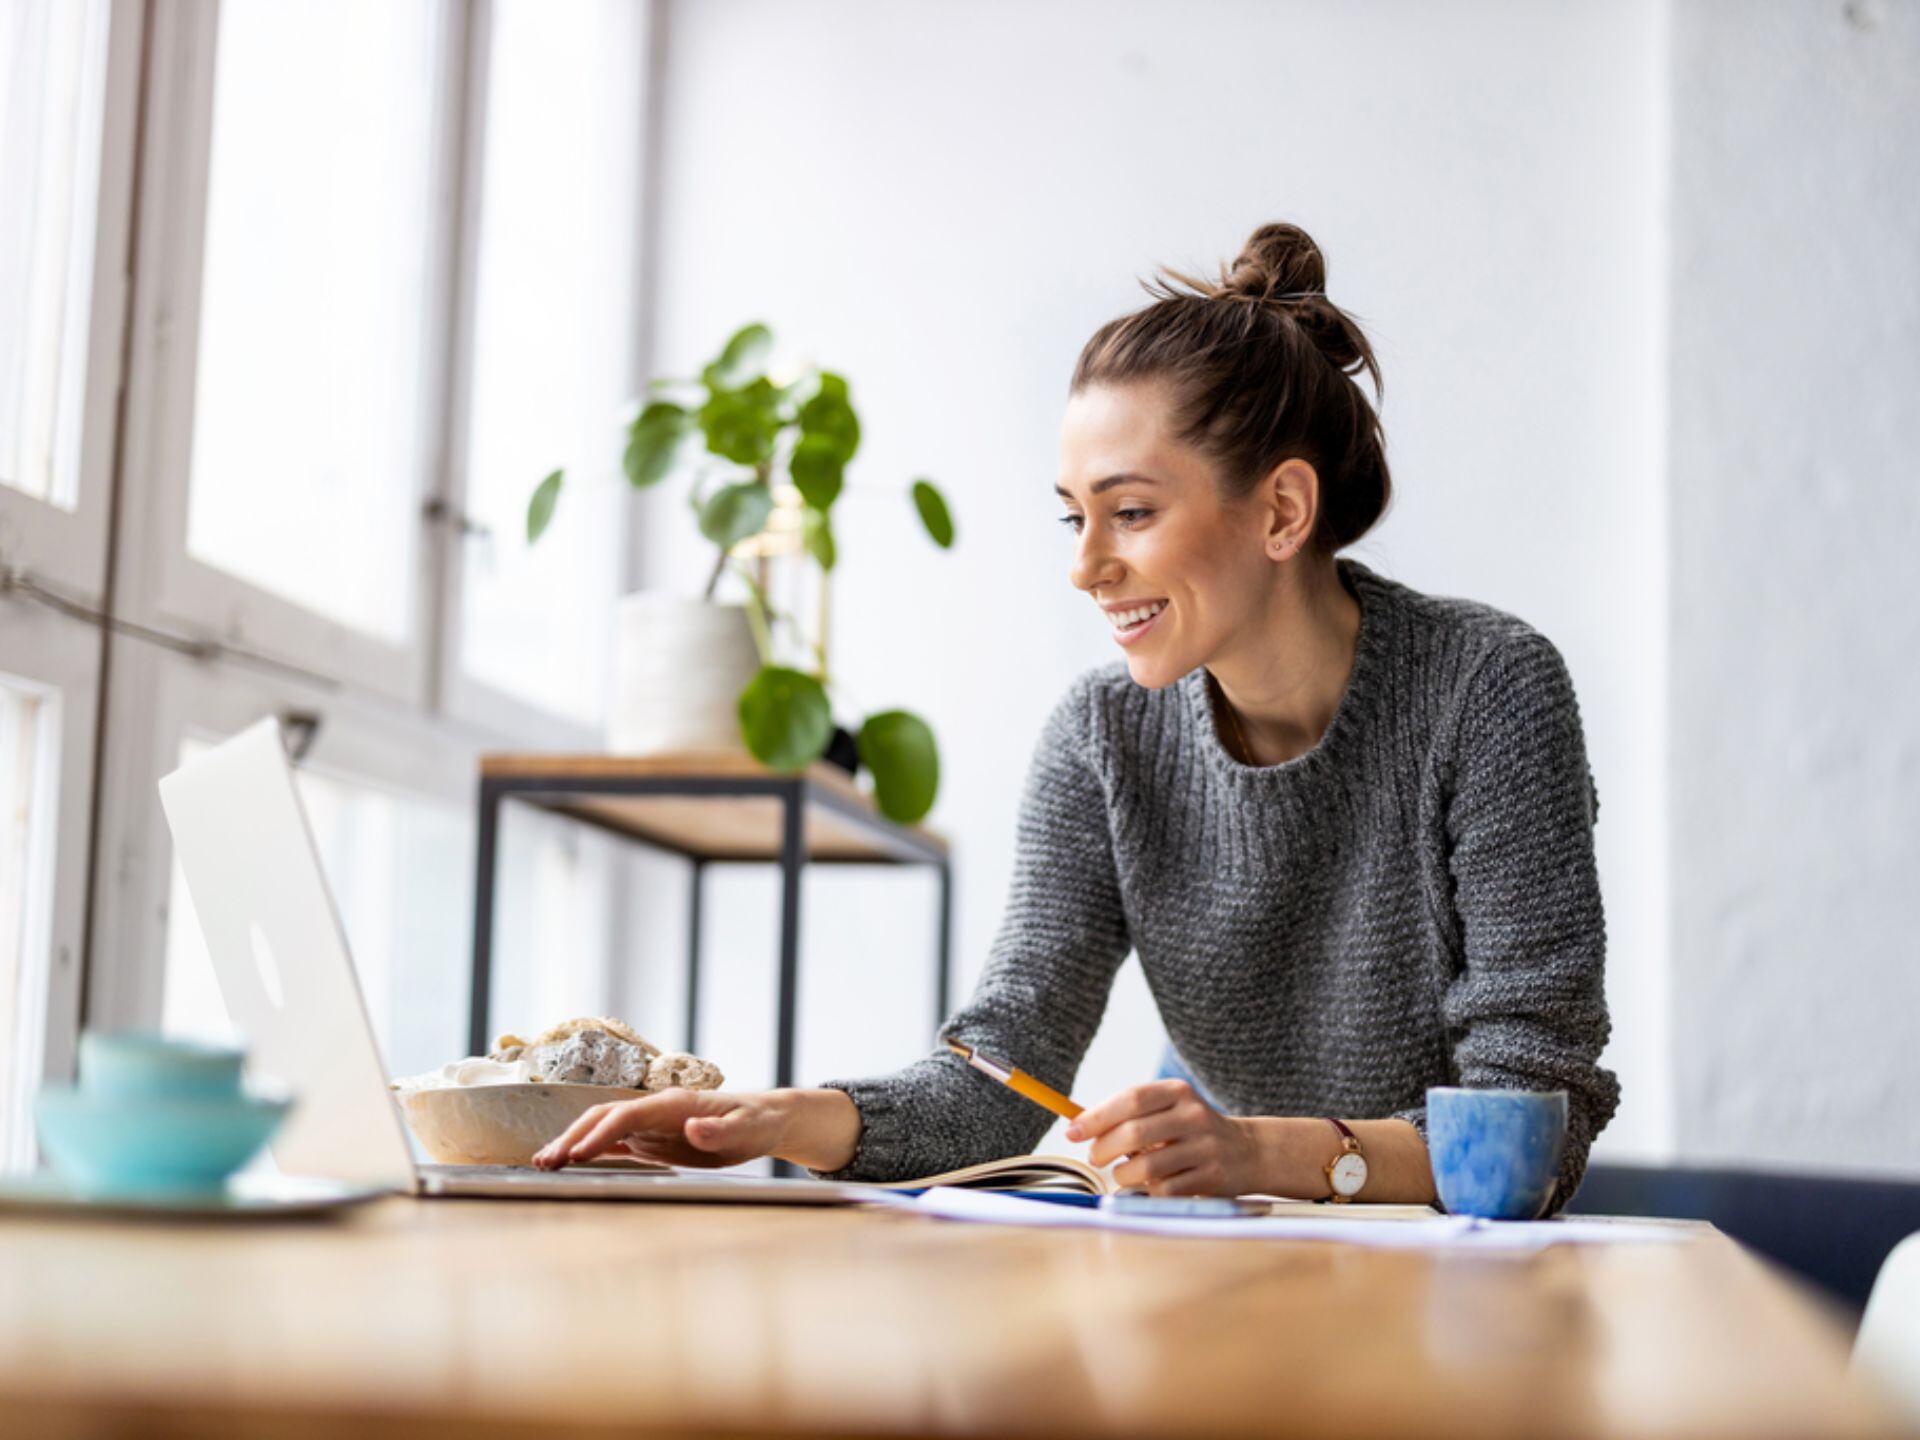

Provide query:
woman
left=535, top=221, right=1621, bottom=1212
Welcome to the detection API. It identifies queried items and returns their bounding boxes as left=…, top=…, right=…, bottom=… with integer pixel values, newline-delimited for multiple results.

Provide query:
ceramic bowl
left=34, top=1088, right=293, bottom=1196
left=397, top=1083, right=649, bottom=1165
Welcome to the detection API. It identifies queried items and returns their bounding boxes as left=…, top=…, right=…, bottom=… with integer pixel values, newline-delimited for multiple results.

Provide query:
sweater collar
left=1182, top=555, right=1393, bottom=782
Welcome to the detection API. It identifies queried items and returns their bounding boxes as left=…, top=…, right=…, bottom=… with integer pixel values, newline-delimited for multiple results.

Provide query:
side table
left=468, top=751, right=953, bottom=1104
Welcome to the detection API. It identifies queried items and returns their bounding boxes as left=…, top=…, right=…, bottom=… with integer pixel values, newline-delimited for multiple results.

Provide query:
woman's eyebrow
left=1054, top=473, right=1162, bottom=500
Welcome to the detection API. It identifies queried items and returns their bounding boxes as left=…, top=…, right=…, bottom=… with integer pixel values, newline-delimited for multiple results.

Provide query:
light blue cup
left=1426, top=1086, right=1567, bottom=1220
left=34, top=1031, right=293, bottom=1197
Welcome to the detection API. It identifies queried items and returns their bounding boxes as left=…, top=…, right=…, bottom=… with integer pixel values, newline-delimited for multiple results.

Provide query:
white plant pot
left=606, top=593, right=761, bottom=756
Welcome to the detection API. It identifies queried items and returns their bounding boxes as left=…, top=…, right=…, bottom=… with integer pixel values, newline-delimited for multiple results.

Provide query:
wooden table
left=0, top=1197, right=1903, bottom=1440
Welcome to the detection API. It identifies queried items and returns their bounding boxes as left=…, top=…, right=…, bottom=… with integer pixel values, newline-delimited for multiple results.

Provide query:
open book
left=566, top=1151, right=1115, bottom=1192
left=859, top=1153, right=1116, bottom=1195
left=857, top=1159, right=1446, bottom=1219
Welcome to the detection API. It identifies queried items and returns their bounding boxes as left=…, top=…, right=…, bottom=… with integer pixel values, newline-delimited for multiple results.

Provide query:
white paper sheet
left=911, top=1187, right=1693, bottom=1249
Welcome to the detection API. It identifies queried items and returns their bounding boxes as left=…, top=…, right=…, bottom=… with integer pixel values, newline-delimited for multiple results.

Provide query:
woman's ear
left=1261, top=458, right=1319, bottom=555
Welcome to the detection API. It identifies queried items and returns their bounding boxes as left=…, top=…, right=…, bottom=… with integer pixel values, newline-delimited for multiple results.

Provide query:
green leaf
left=624, top=402, right=692, bottom=487
left=699, top=379, right=781, bottom=465
left=800, top=505, right=836, bottom=572
left=804, top=370, right=848, bottom=408
left=702, top=322, right=774, bottom=390
left=858, top=710, right=940, bottom=823
left=789, top=433, right=846, bottom=510
left=526, top=468, right=564, bottom=544
left=699, top=481, right=775, bottom=550
left=737, top=665, right=833, bottom=771
left=798, top=371, right=860, bottom=462
left=911, top=478, right=955, bottom=548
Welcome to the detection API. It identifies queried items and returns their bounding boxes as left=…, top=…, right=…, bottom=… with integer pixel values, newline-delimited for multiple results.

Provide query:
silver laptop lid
left=157, top=718, right=416, bottom=1191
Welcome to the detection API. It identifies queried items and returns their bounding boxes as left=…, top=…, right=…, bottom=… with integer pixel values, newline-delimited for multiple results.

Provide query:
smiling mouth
left=1111, top=600, right=1169, bottom=645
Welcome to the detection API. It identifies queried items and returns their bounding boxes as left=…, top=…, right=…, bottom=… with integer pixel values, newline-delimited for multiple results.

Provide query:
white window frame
left=0, top=620, right=101, bottom=1165
left=86, top=0, right=658, bottom=1039
left=0, top=0, right=144, bottom=1121
left=429, top=0, right=651, bottom=749
left=112, top=0, right=632, bottom=740
left=109, top=0, right=466, bottom=708
left=0, top=0, right=140, bottom=603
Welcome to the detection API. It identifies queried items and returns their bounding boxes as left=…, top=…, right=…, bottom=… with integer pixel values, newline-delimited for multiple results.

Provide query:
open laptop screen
left=158, top=718, right=416, bottom=1190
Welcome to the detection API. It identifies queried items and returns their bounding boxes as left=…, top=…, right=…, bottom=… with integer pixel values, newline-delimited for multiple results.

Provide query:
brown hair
left=1070, top=222, right=1391, bottom=556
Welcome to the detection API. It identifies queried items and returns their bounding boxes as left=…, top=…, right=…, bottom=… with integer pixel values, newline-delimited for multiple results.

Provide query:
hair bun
left=1219, top=222, right=1328, bottom=305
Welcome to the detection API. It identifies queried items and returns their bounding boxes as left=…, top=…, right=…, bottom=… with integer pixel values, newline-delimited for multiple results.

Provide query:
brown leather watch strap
left=1325, top=1117, right=1358, bottom=1145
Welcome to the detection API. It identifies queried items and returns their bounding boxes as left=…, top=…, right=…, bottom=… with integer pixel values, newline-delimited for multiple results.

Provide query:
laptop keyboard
left=419, top=1162, right=677, bottom=1181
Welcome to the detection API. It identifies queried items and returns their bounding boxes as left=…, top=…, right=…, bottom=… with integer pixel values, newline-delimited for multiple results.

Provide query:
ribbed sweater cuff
left=807, top=1077, right=907, bottom=1183
left=1390, top=1103, right=1447, bottom=1215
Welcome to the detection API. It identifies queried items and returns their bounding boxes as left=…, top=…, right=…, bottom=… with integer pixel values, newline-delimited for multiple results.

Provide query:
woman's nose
left=1070, top=533, right=1119, bottom=594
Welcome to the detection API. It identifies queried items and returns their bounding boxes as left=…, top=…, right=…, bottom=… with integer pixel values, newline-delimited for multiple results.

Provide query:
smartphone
left=1099, top=1192, right=1271, bottom=1218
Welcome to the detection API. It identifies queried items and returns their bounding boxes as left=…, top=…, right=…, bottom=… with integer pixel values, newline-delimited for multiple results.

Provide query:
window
left=0, top=0, right=111, bottom=509
left=0, top=678, right=60, bottom=1170
left=0, top=0, right=128, bottom=1171
left=19, top=0, right=661, bottom=1144
left=454, top=0, right=645, bottom=725
left=183, top=0, right=445, bottom=642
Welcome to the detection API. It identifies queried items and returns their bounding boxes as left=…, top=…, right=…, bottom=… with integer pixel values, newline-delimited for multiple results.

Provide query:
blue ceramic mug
left=1426, top=1086, right=1566, bottom=1220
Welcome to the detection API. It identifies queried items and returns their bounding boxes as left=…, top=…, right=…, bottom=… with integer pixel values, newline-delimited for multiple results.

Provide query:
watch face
left=1330, top=1152, right=1368, bottom=1197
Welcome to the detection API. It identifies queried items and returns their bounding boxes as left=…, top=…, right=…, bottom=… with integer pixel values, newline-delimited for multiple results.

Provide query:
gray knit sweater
left=815, top=556, right=1621, bottom=1214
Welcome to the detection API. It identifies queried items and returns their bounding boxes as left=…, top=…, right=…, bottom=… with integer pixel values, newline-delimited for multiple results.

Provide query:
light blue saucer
left=0, top=1170, right=390, bottom=1220
left=34, top=1088, right=294, bottom=1198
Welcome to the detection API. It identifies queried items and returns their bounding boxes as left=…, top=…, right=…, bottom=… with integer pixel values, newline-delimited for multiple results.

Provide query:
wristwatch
left=1321, top=1118, right=1368, bottom=1203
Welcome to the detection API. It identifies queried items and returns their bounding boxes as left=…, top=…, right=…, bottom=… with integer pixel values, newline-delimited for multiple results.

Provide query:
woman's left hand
left=1064, top=1079, right=1266, bottom=1196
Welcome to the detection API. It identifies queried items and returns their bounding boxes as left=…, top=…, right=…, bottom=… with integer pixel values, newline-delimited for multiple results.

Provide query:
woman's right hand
left=531, top=1088, right=785, bottom=1170
left=530, top=1087, right=861, bottom=1173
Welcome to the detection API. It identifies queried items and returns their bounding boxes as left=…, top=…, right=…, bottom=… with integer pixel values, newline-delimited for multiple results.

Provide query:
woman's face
left=1056, top=377, right=1277, bottom=689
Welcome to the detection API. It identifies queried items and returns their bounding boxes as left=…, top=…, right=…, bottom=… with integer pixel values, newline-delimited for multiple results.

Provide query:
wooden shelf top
left=478, top=748, right=949, bottom=863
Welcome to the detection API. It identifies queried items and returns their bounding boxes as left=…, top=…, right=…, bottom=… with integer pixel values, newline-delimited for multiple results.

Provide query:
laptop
left=156, top=717, right=880, bottom=1205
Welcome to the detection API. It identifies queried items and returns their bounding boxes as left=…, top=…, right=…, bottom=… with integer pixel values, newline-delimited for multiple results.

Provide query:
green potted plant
left=527, top=322, right=954, bottom=825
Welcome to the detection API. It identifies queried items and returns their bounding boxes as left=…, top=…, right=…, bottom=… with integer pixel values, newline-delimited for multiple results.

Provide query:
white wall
left=632, top=0, right=1676, bottom=1161
left=1668, top=0, right=1920, bottom=1176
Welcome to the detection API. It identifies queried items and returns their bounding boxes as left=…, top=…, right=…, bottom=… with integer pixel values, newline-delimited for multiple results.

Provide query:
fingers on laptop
left=545, top=1100, right=638, bottom=1166
left=532, top=1099, right=629, bottom=1168
left=533, top=1092, right=698, bottom=1169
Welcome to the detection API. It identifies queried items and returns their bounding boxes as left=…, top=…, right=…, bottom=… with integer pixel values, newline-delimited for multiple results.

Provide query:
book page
left=863, top=1153, right=1112, bottom=1194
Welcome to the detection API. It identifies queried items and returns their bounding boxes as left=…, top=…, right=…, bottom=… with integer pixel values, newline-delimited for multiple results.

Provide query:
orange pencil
left=945, top=1039, right=1084, bottom=1121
